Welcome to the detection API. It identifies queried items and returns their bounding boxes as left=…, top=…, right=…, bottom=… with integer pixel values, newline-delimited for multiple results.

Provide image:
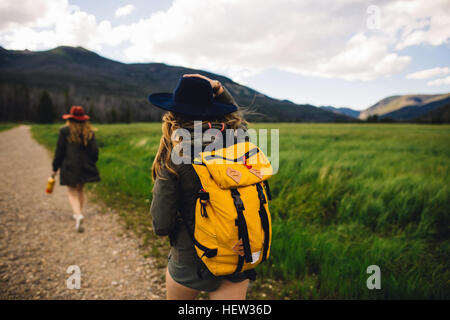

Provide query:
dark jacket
left=52, top=126, right=101, bottom=186
left=150, top=87, right=242, bottom=263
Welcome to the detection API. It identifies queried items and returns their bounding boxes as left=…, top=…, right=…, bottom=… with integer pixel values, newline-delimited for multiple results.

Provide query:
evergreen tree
left=110, top=107, right=118, bottom=123
left=367, top=115, right=379, bottom=123
left=64, top=87, right=74, bottom=113
left=88, top=103, right=96, bottom=123
left=35, top=91, right=57, bottom=123
left=14, top=85, right=30, bottom=121
left=0, top=85, right=5, bottom=121
left=122, top=105, right=133, bottom=123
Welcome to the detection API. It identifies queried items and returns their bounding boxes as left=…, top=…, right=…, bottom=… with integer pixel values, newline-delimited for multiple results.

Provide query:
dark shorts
left=167, top=251, right=249, bottom=292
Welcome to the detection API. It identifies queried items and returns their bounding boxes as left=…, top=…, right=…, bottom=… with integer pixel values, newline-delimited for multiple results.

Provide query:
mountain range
left=0, top=46, right=352, bottom=123
left=319, top=106, right=361, bottom=118
left=321, top=93, right=450, bottom=122
left=358, top=93, right=450, bottom=121
left=0, top=46, right=448, bottom=123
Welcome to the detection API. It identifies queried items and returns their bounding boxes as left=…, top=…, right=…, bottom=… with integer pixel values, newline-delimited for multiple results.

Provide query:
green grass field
left=0, top=123, right=17, bottom=132
left=31, top=123, right=450, bottom=299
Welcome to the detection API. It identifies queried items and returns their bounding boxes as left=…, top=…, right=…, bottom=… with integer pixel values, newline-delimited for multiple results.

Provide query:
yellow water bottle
left=46, top=176, right=55, bottom=194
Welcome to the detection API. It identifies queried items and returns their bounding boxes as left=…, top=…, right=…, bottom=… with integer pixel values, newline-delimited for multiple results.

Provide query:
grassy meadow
left=0, top=123, right=17, bottom=132
left=31, top=123, right=450, bottom=299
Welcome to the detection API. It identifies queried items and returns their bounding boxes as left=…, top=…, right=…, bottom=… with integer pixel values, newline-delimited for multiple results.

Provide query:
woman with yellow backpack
left=149, top=74, right=272, bottom=300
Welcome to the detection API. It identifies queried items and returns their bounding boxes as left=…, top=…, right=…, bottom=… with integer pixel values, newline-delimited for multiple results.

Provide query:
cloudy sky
left=0, top=0, right=449, bottom=110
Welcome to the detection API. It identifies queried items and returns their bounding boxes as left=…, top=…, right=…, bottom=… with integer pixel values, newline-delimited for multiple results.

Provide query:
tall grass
left=0, top=123, right=17, bottom=132
left=31, top=123, right=450, bottom=299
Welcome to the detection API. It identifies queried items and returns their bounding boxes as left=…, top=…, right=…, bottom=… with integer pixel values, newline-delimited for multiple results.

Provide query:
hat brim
left=148, top=93, right=238, bottom=118
left=62, top=114, right=90, bottom=121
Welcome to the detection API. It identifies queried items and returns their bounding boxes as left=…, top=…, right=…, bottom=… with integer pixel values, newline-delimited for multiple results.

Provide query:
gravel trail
left=0, top=125, right=165, bottom=299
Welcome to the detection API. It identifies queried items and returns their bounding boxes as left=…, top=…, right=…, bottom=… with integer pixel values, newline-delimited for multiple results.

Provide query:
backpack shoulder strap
left=230, top=188, right=253, bottom=264
left=256, top=182, right=270, bottom=263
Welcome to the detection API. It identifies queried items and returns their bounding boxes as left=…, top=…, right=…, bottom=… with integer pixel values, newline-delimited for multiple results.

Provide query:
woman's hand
left=51, top=171, right=57, bottom=178
left=183, top=74, right=224, bottom=96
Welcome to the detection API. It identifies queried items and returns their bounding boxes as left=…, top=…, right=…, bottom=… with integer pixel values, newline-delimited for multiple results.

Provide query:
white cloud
left=385, top=0, right=450, bottom=50
left=0, top=0, right=132, bottom=51
left=0, top=0, right=49, bottom=30
left=0, top=0, right=448, bottom=82
left=427, top=76, right=450, bottom=86
left=115, top=4, right=135, bottom=17
left=121, top=0, right=418, bottom=81
left=406, top=67, right=450, bottom=80
left=312, top=33, right=411, bottom=81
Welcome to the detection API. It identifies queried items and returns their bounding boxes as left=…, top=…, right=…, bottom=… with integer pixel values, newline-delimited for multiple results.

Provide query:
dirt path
left=0, top=125, right=165, bottom=299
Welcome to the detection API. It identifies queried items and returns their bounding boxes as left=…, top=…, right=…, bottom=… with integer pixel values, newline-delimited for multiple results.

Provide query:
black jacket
left=52, top=126, right=101, bottom=186
left=150, top=87, right=244, bottom=263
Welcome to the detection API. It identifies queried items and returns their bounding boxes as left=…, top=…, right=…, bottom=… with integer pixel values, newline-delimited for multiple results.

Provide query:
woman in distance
left=52, top=106, right=100, bottom=232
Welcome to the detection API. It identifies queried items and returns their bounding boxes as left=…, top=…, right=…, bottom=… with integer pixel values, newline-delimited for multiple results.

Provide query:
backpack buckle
left=197, top=189, right=210, bottom=217
left=197, top=188, right=209, bottom=201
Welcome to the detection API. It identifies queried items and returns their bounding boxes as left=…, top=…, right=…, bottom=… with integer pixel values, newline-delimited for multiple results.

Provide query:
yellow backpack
left=190, top=140, right=273, bottom=277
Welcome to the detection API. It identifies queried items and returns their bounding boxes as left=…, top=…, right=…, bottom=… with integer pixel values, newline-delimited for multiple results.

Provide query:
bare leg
left=67, top=185, right=82, bottom=217
left=165, top=268, right=200, bottom=300
left=67, top=185, right=84, bottom=232
left=76, top=183, right=85, bottom=212
left=208, top=279, right=249, bottom=300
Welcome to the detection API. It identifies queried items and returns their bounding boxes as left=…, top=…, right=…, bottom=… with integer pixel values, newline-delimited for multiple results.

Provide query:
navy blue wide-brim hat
left=148, top=76, right=238, bottom=118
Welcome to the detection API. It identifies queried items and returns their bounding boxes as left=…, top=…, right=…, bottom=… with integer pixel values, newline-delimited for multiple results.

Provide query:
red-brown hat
left=62, top=106, right=90, bottom=121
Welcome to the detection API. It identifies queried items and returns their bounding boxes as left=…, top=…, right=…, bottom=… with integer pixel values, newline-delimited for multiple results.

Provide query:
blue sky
left=0, top=0, right=449, bottom=110
left=246, top=44, right=450, bottom=109
left=71, top=0, right=172, bottom=25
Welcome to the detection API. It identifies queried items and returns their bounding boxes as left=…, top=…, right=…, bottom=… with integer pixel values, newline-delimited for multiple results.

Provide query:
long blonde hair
left=152, top=111, right=248, bottom=180
left=66, top=120, right=94, bottom=146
